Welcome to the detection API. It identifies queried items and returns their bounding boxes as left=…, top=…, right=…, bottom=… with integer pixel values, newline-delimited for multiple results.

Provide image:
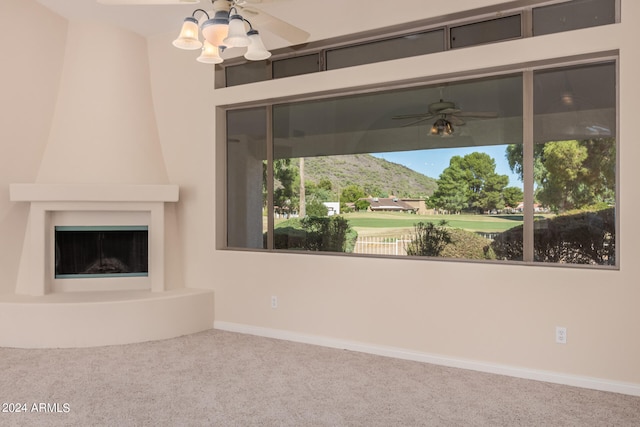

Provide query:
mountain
left=302, top=154, right=437, bottom=199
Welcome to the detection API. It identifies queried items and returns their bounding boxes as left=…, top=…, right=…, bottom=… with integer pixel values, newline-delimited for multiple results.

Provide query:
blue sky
left=373, top=144, right=523, bottom=189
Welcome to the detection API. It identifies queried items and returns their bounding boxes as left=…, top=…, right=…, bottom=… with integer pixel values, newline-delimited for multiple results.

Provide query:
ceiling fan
left=392, top=99, right=498, bottom=136
left=97, top=0, right=310, bottom=52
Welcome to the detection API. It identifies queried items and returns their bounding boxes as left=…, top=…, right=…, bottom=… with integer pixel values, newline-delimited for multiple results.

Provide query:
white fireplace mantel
left=10, top=183, right=178, bottom=203
left=10, top=183, right=179, bottom=296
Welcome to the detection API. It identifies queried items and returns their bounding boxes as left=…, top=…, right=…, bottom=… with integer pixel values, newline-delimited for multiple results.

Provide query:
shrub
left=491, top=207, right=615, bottom=265
left=405, top=221, right=452, bottom=257
left=269, top=216, right=357, bottom=253
left=406, top=221, right=495, bottom=259
left=441, top=229, right=496, bottom=260
left=306, top=200, right=329, bottom=217
left=301, top=216, right=351, bottom=252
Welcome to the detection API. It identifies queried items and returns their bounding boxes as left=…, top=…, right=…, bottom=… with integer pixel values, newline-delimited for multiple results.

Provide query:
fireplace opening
left=55, top=226, right=149, bottom=278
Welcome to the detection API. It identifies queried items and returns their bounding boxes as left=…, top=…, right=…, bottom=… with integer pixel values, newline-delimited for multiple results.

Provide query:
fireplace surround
left=10, top=183, right=176, bottom=295
left=2, top=183, right=215, bottom=348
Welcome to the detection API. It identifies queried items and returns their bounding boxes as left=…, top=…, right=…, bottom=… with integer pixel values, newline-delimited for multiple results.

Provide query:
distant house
left=401, top=198, right=432, bottom=215
left=323, top=202, right=340, bottom=216
left=515, top=202, right=549, bottom=213
left=364, top=197, right=417, bottom=213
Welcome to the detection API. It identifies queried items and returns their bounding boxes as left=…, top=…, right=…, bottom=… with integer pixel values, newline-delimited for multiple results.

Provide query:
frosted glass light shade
left=201, top=10, right=230, bottom=47
left=244, top=30, right=271, bottom=61
left=223, top=14, right=250, bottom=47
left=197, top=41, right=223, bottom=64
left=172, top=17, right=202, bottom=50
left=431, top=118, right=454, bottom=136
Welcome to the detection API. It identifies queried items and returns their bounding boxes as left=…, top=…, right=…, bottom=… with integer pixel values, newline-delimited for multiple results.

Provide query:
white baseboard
left=214, top=321, right=640, bottom=397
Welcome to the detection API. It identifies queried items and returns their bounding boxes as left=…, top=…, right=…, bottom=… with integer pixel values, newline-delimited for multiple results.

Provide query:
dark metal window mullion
left=523, top=70, right=534, bottom=263
left=266, top=105, right=275, bottom=250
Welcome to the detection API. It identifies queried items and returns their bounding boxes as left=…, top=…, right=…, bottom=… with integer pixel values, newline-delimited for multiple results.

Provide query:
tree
left=429, top=156, right=471, bottom=213
left=537, top=140, right=588, bottom=211
left=306, top=199, right=329, bottom=217
left=478, top=173, right=509, bottom=212
left=340, top=184, right=366, bottom=203
left=503, top=186, right=524, bottom=209
left=317, top=178, right=333, bottom=192
left=354, top=199, right=371, bottom=211
left=271, top=158, right=299, bottom=217
left=430, top=153, right=510, bottom=213
left=305, top=181, right=334, bottom=203
left=506, top=138, right=615, bottom=212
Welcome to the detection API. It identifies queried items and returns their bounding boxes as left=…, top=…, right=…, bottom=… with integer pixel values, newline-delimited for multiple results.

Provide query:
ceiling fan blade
left=399, top=117, right=434, bottom=127
left=97, top=0, right=200, bottom=4
left=455, top=111, right=499, bottom=118
left=448, top=115, right=466, bottom=126
left=437, top=108, right=461, bottom=115
left=239, top=6, right=310, bottom=45
left=392, top=113, right=434, bottom=120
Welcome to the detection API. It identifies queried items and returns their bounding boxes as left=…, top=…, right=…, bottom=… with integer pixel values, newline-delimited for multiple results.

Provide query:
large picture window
left=226, top=60, right=617, bottom=268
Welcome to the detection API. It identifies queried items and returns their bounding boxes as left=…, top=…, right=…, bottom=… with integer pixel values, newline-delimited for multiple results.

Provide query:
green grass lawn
left=341, top=212, right=523, bottom=233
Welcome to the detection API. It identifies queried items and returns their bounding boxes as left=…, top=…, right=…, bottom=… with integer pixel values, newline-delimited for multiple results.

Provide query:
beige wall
left=2, top=0, right=639, bottom=391
left=147, top=31, right=217, bottom=292
left=0, top=0, right=67, bottom=294
left=195, top=3, right=636, bottom=387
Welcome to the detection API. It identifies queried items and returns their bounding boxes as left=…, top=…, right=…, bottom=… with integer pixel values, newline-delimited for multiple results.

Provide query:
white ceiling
left=36, top=0, right=511, bottom=51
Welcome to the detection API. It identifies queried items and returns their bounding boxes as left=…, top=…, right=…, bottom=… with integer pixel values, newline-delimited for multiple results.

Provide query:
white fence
left=353, top=236, right=412, bottom=256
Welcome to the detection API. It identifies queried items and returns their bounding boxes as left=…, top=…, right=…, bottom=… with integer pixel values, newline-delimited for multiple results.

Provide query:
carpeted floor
left=1, top=329, right=639, bottom=426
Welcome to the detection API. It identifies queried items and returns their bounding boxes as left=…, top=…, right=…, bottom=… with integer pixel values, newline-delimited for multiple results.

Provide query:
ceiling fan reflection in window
left=392, top=99, right=498, bottom=136
left=97, top=0, right=310, bottom=63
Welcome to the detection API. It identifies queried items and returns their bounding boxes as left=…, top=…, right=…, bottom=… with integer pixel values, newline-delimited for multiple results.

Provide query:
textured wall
left=0, top=0, right=67, bottom=294
left=36, top=21, right=168, bottom=184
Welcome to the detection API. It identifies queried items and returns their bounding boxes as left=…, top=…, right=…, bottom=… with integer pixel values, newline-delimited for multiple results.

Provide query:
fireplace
left=9, top=183, right=178, bottom=295
left=55, top=226, right=149, bottom=278
left=4, top=183, right=216, bottom=349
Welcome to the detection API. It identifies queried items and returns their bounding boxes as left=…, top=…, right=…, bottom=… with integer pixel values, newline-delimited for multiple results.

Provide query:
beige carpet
left=1, top=329, right=639, bottom=426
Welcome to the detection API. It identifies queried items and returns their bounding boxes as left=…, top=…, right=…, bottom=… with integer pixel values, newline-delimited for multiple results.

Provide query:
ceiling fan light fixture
left=244, top=29, right=271, bottom=61
left=172, top=16, right=202, bottom=50
left=201, top=10, right=231, bottom=47
left=561, top=91, right=574, bottom=106
left=197, top=41, right=224, bottom=64
left=173, top=2, right=277, bottom=64
left=223, top=13, right=251, bottom=47
left=431, top=118, right=454, bottom=136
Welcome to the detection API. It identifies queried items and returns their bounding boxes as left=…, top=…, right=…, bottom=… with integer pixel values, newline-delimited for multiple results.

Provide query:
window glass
left=273, top=54, right=320, bottom=79
left=326, top=30, right=445, bottom=70
left=227, top=107, right=268, bottom=249
left=269, top=74, right=523, bottom=259
left=225, top=61, right=270, bottom=87
left=533, top=0, right=615, bottom=36
left=530, top=62, right=616, bottom=265
left=450, top=15, right=521, bottom=49
left=225, top=61, right=618, bottom=268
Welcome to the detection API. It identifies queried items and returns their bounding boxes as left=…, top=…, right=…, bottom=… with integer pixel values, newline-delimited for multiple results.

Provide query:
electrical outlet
left=271, top=296, right=278, bottom=309
left=556, top=326, right=567, bottom=344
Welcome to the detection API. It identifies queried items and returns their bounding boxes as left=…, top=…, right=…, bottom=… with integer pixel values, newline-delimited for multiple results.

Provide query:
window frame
left=217, top=0, right=619, bottom=89
left=222, top=52, right=619, bottom=269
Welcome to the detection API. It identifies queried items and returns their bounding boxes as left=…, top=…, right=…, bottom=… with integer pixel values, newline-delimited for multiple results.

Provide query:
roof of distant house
left=365, top=197, right=416, bottom=211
